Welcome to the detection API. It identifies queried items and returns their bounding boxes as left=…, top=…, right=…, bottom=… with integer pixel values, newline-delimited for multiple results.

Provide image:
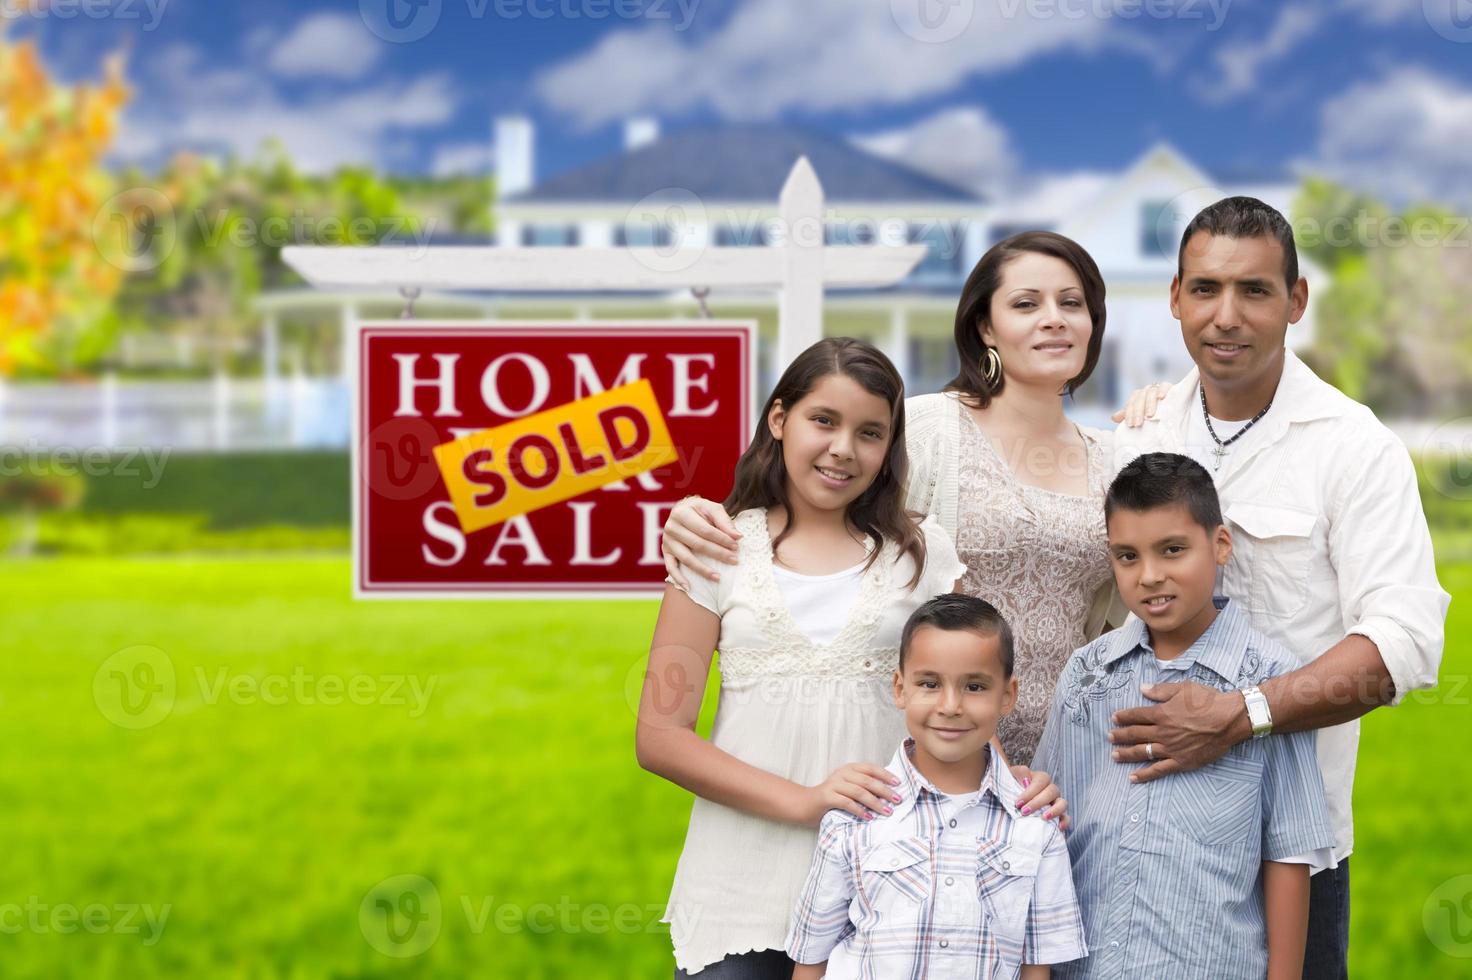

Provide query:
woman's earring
left=981, top=346, right=1003, bottom=389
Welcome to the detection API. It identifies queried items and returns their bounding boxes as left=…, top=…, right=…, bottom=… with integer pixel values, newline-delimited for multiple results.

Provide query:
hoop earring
left=981, top=346, right=1003, bottom=389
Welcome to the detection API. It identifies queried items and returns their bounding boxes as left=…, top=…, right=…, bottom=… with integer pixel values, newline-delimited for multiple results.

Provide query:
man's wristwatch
left=1240, top=686, right=1273, bottom=738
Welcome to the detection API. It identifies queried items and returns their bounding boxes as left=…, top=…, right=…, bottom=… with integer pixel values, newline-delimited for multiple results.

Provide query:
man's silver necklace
left=1201, top=385, right=1273, bottom=471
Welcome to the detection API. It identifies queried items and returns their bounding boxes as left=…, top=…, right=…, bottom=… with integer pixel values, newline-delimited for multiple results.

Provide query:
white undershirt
left=1184, top=399, right=1264, bottom=472
left=770, top=560, right=867, bottom=646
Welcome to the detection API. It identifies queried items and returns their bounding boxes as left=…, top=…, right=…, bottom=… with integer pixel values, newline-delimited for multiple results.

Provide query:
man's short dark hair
left=1105, top=452, right=1223, bottom=533
left=899, top=593, right=1014, bottom=676
left=1178, top=196, right=1299, bottom=291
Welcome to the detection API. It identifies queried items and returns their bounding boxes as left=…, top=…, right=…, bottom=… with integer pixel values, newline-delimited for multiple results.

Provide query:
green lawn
left=0, top=556, right=1467, bottom=978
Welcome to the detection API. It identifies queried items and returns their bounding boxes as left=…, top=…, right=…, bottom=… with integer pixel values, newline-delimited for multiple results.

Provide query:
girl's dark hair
left=724, top=336, right=927, bottom=588
left=945, top=230, right=1107, bottom=409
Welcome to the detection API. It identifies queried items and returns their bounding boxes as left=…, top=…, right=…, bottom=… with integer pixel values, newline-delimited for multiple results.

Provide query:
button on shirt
left=1113, top=351, right=1450, bottom=864
left=1033, top=598, right=1335, bottom=980
left=784, top=738, right=1087, bottom=978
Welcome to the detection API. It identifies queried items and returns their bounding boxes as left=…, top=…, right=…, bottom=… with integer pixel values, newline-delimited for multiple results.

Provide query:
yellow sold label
left=432, top=379, right=678, bottom=533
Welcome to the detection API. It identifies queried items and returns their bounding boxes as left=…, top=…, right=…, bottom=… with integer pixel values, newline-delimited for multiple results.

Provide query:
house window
left=715, top=222, right=767, bottom=247
left=826, top=221, right=877, bottom=246
left=522, top=224, right=579, bottom=246
left=1140, top=201, right=1174, bottom=258
left=908, top=222, right=963, bottom=281
left=989, top=222, right=1052, bottom=244
left=614, top=223, right=673, bottom=248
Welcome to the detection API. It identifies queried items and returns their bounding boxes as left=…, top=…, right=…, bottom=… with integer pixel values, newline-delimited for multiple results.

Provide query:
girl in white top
left=636, top=338, right=1064, bottom=978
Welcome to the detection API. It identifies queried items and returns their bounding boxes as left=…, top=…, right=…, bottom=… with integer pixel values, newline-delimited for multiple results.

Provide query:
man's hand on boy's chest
left=1107, top=680, right=1252, bottom=783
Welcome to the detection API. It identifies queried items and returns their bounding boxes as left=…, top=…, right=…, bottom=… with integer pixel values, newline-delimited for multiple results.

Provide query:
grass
left=0, top=555, right=1468, bottom=978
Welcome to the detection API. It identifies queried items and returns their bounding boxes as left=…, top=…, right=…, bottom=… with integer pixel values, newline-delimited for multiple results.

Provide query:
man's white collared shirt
left=1113, top=350, right=1451, bottom=864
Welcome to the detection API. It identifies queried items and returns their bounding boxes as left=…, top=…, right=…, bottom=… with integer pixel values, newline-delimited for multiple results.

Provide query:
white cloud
left=533, top=0, right=1119, bottom=129
left=432, top=141, right=497, bottom=177
left=1301, top=67, right=1472, bottom=207
left=1196, top=5, right=1324, bottom=104
left=851, top=107, right=1017, bottom=197
left=268, top=12, right=383, bottom=80
left=114, top=42, right=457, bottom=173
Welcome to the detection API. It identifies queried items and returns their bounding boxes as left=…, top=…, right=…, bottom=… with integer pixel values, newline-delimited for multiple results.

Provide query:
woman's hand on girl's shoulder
left=661, top=496, right=742, bottom=590
left=804, top=763, right=903, bottom=827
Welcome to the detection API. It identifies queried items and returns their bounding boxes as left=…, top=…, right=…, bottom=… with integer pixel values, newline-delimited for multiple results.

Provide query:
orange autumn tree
left=0, top=33, right=129, bottom=374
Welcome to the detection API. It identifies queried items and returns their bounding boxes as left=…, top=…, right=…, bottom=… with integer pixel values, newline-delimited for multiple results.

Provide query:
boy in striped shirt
left=1033, top=452, right=1334, bottom=979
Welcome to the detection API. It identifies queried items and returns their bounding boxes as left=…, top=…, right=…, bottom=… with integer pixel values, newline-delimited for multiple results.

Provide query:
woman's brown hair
left=946, top=230, right=1107, bottom=409
left=723, top=337, right=927, bottom=588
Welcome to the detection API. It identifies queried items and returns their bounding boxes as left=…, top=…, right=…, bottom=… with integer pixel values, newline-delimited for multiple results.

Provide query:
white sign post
left=283, top=158, right=927, bottom=362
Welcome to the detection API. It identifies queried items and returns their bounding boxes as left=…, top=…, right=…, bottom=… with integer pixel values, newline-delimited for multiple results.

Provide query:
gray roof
left=507, top=123, right=982, bottom=205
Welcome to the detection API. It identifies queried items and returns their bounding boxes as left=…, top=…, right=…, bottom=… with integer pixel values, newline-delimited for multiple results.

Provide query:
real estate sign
left=355, top=322, right=755, bottom=597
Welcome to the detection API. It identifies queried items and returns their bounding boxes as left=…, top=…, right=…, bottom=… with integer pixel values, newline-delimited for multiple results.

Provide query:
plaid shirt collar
left=888, top=735, right=1020, bottom=822
left=1103, top=595, right=1249, bottom=683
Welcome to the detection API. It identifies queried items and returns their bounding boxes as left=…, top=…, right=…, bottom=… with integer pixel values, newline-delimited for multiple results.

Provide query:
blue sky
left=15, top=0, right=1472, bottom=204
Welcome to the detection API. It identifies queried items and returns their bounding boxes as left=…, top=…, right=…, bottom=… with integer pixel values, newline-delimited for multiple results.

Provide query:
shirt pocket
left=1225, top=503, right=1317, bottom=620
left=1171, top=753, right=1264, bottom=846
left=859, top=836, right=932, bottom=908
left=976, top=839, right=1039, bottom=943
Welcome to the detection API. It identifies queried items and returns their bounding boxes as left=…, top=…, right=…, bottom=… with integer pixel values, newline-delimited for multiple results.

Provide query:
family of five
left=635, top=197, right=1450, bottom=979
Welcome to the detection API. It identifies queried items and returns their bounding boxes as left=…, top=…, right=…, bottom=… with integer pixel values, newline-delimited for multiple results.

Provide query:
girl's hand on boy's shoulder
left=1011, top=766, right=1070, bottom=831
left=806, top=763, right=903, bottom=827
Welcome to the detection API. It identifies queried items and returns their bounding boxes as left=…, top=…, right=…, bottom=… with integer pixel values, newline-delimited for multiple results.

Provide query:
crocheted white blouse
left=660, top=507, right=966, bottom=974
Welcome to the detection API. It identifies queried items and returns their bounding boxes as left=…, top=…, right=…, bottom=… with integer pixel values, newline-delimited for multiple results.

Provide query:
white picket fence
left=0, top=374, right=350, bottom=450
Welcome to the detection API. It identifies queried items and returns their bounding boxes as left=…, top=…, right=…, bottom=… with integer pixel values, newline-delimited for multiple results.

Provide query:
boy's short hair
left=899, top=593, right=1014, bottom=676
left=1105, top=452, right=1223, bottom=532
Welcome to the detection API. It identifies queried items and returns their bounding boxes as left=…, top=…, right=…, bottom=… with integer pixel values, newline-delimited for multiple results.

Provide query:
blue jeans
left=675, top=949, right=794, bottom=979
left=1302, top=858, right=1350, bottom=980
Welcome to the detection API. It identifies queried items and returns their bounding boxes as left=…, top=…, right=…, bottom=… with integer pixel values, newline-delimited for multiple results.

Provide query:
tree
left=0, top=33, right=129, bottom=374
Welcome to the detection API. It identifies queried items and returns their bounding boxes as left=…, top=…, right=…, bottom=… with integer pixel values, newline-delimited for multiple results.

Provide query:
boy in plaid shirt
left=785, top=594, right=1087, bottom=979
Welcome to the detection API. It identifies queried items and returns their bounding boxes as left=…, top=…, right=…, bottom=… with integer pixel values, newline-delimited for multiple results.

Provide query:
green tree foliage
left=1295, top=179, right=1472, bottom=415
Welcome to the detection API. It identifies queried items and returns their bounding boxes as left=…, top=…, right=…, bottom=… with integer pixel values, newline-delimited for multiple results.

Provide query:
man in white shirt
left=1107, top=196, right=1451, bottom=980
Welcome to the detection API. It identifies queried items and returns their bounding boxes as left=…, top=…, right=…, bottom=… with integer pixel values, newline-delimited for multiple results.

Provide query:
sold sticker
left=432, top=379, right=678, bottom=533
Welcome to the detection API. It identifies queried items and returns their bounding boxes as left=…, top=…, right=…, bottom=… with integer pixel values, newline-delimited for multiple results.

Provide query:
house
left=494, top=118, right=1316, bottom=424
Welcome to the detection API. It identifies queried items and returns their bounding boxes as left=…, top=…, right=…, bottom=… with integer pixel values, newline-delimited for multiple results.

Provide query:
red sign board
left=355, top=322, right=755, bottom=597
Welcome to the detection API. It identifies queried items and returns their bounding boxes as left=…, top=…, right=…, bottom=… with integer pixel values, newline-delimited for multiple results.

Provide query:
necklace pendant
left=1212, top=444, right=1228, bottom=470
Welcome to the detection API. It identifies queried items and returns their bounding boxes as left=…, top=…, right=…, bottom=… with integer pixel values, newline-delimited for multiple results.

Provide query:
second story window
left=522, top=224, right=579, bottom=247
left=1140, top=200, right=1174, bottom=258
left=908, top=221, right=963, bottom=281
left=714, top=221, right=767, bottom=247
left=614, top=223, right=674, bottom=248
